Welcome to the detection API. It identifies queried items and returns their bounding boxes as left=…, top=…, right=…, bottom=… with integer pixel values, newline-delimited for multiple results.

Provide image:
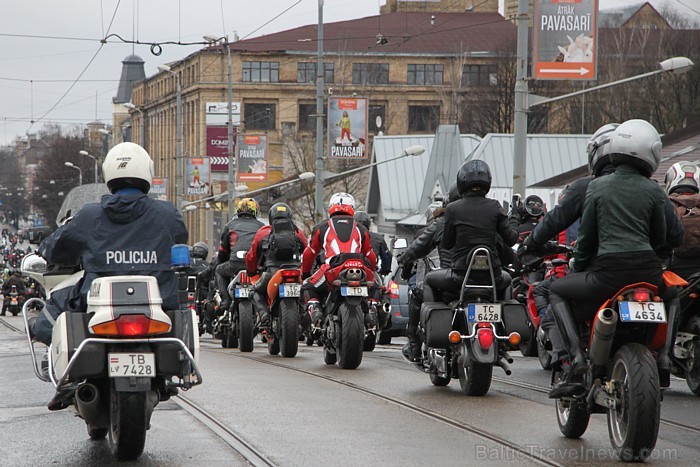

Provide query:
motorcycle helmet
left=445, top=182, right=460, bottom=206
left=236, top=198, right=259, bottom=217
left=664, top=161, right=700, bottom=195
left=354, top=211, right=371, bottom=230
left=524, top=195, right=545, bottom=218
left=191, top=242, right=209, bottom=260
left=609, top=119, right=662, bottom=177
left=586, top=123, right=619, bottom=176
left=268, top=202, right=293, bottom=223
left=456, top=160, right=491, bottom=195
left=102, top=142, right=154, bottom=193
left=328, top=192, right=355, bottom=217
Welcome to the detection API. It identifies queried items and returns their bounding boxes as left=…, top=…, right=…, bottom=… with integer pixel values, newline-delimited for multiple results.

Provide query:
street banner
left=206, top=126, right=237, bottom=172
left=149, top=177, right=167, bottom=201
left=237, top=134, right=268, bottom=182
left=327, top=97, right=368, bottom=159
left=205, top=101, right=241, bottom=126
left=533, top=0, right=598, bottom=80
left=185, top=157, right=211, bottom=195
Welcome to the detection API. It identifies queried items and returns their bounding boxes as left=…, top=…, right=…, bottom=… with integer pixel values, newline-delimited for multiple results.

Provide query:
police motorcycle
left=21, top=244, right=201, bottom=461
left=553, top=272, right=682, bottom=462
left=413, top=247, right=528, bottom=395
left=213, top=250, right=257, bottom=351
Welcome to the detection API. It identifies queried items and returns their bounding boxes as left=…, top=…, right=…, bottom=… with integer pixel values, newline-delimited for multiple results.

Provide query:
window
left=242, top=62, right=279, bottom=83
left=407, top=64, right=443, bottom=85
left=352, top=63, right=389, bottom=85
left=297, top=62, right=334, bottom=83
left=298, top=104, right=316, bottom=132
left=408, top=105, right=440, bottom=133
left=461, top=65, right=498, bottom=86
left=244, top=103, right=276, bottom=130
left=368, top=104, right=386, bottom=134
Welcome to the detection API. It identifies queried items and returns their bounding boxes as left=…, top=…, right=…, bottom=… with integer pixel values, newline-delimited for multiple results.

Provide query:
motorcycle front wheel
left=238, top=301, right=255, bottom=353
left=555, top=395, right=590, bottom=439
left=607, top=343, right=661, bottom=462
left=279, top=299, right=300, bottom=358
left=109, top=388, right=148, bottom=461
left=338, top=303, right=364, bottom=369
left=537, top=333, right=552, bottom=370
left=682, top=316, right=700, bottom=395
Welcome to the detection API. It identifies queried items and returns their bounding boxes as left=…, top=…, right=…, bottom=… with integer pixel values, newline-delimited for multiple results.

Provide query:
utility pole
left=314, top=0, right=325, bottom=222
left=226, top=37, right=236, bottom=221
left=512, top=0, right=529, bottom=197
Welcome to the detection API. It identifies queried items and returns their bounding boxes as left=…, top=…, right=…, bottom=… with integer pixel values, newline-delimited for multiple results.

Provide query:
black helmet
left=269, top=202, right=292, bottom=224
left=191, top=242, right=209, bottom=260
left=446, top=182, right=460, bottom=206
left=524, top=195, right=544, bottom=218
left=354, top=211, right=371, bottom=230
left=457, top=160, right=491, bottom=195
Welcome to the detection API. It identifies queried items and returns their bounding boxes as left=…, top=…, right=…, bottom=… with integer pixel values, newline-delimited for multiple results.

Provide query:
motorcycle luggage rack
left=459, top=247, right=497, bottom=304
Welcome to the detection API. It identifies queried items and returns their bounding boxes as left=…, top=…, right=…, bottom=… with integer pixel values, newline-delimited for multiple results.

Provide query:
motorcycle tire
left=238, top=301, right=255, bottom=353
left=377, top=332, right=391, bottom=345
left=682, top=316, right=700, bottom=396
left=607, top=343, right=661, bottom=462
left=323, top=346, right=337, bottom=365
left=338, top=303, right=364, bottom=369
left=87, top=426, right=108, bottom=440
left=537, top=335, right=552, bottom=370
left=363, top=332, right=377, bottom=352
left=279, top=299, right=300, bottom=358
left=555, top=395, right=590, bottom=439
left=429, top=371, right=451, bottom=387
left=305, top=335, right=315, bottom=346
left=457, top=351, right=492, bottom=396
left=267, top=335, right=280, bottom=355
left=109, top=389, right=148, bottom=461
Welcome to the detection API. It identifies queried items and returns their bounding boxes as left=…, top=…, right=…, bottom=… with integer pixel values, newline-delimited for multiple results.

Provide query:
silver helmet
left=664, top=161, right=700, bottom=194
left=609, top=119, right=662, bottom=176
left=586, top=123, right=619, bottom=176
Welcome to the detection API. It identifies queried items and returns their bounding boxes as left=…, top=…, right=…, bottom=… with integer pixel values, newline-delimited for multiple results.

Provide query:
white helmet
left=586, top=123, right=619, bottom=176
left=609, top=119, right=662, bottom=176
left=664, top=161, right=700, bottom=194
left=103, top=142, right=154, bottom=193
left=328, top=192, right=356, bottom=216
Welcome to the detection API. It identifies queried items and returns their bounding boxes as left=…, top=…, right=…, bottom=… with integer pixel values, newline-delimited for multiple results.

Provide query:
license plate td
left=467, top=303, right=502, bottom=322
left=235, top=287, right=250, bottom=298
left=280, top=284, right=301, bottom=298
left=619, top=301, right=666, bottom=323
left=341, top=286, right=367, bottom=297
left=108, top=353, right=156, bottom=378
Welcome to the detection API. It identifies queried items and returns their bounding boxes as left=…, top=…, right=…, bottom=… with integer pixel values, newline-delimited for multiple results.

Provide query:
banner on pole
left=327, top=97, right=368, bottom=159
left=533, top=0, right=598, bottom=80
left=205, top=101, right=240, bottom=126
left=237, top=135, right=268, bottom=182
left=149, top=177, right=167, bottom=201
left=185, top=157, right=211, bottom=195
left=207, top=126, right=237, bottom=172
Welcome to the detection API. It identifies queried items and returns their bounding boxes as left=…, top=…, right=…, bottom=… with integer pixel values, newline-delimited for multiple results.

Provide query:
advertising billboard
left=327, top=97, right=368, bottom=159
left=206, top=126, right=237, bottom=172
left=205, top=101, right=241, bottom=126
left=149, top=177, right=167, bottom=201
left=185, top=157, right=211, bottom=196
left=533, top=0, right=598, bottom=80
left=237, top=134, right=268, bottom=182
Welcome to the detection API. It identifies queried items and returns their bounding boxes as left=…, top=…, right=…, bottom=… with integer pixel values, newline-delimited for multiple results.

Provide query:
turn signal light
left=91, top=314, right=171, bottom=337
left=508, top=332, right=521, bottom=346
left=448, top=330, right=462, bottom=344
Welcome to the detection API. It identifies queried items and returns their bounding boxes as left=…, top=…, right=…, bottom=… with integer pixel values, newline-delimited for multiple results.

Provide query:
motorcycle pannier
left=501, top=300, right=530, bottom=340
left=420, top=302, right=453, bottom=348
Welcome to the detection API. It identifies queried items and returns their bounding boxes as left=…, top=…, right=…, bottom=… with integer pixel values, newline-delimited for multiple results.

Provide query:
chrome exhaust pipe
left=497, top=358, right=512, bottom=375
left=75, top=383, right=107, bottom=427
left=589, top=308, right=618, bottom=367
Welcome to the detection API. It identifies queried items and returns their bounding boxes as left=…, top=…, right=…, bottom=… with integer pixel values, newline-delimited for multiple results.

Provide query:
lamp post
left=123, top=103, right=145, bottom=147
left=321, top=145, right=426, bottom=183
left=203, top=35, right=236, bottom=220
left=157, top=64, right=183, bottom=212
left=65, top=162, right=82, bottom=186
left=512, top=55, right=695, bottom=197
left=314, top=0, right=325, bottom=222
left=79, top=150, right=98, bottom=183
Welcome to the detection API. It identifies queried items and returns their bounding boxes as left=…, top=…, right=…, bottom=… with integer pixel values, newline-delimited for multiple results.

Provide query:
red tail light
left=388, top=280, right=400, bottom=299
left=91, top=314, right=171, bottom=337
left=240, top=272, right=249, bottom=284
left=633, top=288, right=651, bottom=302
left=477, top=327, right=495, bottom=350
left=281, top=269, right=301, bottom=283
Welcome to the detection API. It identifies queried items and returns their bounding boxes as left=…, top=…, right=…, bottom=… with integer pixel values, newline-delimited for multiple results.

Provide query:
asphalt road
left=0, top=314, right=698, bottom=466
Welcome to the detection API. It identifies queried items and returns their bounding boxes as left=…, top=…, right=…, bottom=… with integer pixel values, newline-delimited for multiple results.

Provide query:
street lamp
left=65, top=162, right=82, bottom=186
left=203, top=34, right=236, bottom=220
left=123, top=103, right=145, bottom=147
left=79, top=150, right=99, bottom=183
left=157, top=64, right=183, bottom=213
left=322, top=145, right=426, bottom=183
left=512, top=56, right=695, bottom=196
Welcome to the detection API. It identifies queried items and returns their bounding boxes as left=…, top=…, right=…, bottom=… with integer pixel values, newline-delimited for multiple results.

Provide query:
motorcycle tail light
left=240, top=271, right=249, bottom=284
left=91, top=314, right=171, bottom=337
left=448, top=330, right=462, bottom=344
left=388, top=281, right=400, bottom=299
left=281, top=269, right=301, bottom=283
left=633, top=288, right=651, bottom=302
left=348, top=281, right=361, bottom=287
left=477, top=327, right=495, bottom=350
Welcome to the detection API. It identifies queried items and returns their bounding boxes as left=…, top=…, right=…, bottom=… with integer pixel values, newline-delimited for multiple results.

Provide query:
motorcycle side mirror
left=393, top=238, right=408, bottom=250
left=21, top=254, right=47, bottom=274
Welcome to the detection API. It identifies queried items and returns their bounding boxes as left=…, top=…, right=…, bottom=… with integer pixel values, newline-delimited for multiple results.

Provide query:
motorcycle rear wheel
left=323, top=346, right=337, bottom=364
left=607, top=343, right=660, bottom=462
left=682, top=316, right=700, bottom=395
left=338, top=303, right=364, bottom=369
left=363, top=332, right=376, bottom=351
left=457, top=352, right=492, bottom=396
left=109, top=389, right=148, bottom=461
left=279, top=299, right=300, bottom=358
left=267, top=332, right=280, bottom=355
left=555, top=395, right=590, bottom=439
left=221, top=328, right=238, bottom=349
left=238, top=301, right=255, bottom=353
left=429, top=371, right=451, bottom=386
left=537, top=334, right=552, bottom=370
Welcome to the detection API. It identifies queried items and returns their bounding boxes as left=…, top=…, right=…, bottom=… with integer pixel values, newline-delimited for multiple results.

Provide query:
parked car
left=377, top=259, right=409, bottom=344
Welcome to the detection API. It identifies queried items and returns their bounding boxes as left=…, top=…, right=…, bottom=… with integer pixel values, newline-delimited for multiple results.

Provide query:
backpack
left=671, top=195, right=700, bottom=258
left=266, top=218, right=300, bottom=265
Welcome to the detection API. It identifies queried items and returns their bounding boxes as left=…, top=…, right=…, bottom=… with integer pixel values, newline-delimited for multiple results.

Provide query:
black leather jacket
left=369, top=232, right=393, bottom=276
left=400, top=215, right=450, bottom=269
left=217, top=214, right=264, bottom=264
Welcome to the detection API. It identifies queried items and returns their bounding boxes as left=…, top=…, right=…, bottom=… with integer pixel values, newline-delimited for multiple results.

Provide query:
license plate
left=235, top=287, right=250, bottom=298
left=619, top=301, right=667, bottom=323
left=341, top=286, right=367, bottom=297
left=467, top=303, right=502, bottom=322
left=108, top=353, right=156, bottom=378
left=280, top=284, right=301, bottom=298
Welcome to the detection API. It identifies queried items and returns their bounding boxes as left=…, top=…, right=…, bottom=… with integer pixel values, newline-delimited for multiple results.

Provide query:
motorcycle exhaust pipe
left=589, top=308, right=618, bottom=367
left=497, top=358, right=512, bottom=375
left=75, top=383, right=107, bottom=427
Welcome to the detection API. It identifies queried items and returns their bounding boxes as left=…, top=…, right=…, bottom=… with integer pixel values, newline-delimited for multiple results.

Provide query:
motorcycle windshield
left=55, top=183, right=110, bottom=226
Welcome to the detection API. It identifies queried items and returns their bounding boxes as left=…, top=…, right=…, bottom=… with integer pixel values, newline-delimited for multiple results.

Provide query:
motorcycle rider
left=187, top=242, right=211, bottom=332
left=516, top=195, right=545, bottom=242
left=301, top=193, right=376, bottom=332
left=215, top=198, right=264, bottom=311
left=547, top=119, right=669, bottom=398
left=1, top=270, right=26, bottom=316
left=246, top=202, right=307, bottom=326
left=664, top=161, right=700, bottom=280
left=427, top=160, right=519, bottom=299
left=32, top=142, right=188, bottom=345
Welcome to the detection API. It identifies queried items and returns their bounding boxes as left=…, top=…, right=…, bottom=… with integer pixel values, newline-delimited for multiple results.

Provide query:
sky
left=0, top=0, right=698, bottom=146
